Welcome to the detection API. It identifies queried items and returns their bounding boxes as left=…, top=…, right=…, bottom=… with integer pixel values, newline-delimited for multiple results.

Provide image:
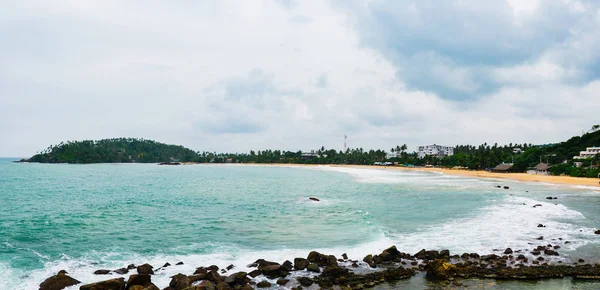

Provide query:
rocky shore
left=38, top=242, right=600, bottom=290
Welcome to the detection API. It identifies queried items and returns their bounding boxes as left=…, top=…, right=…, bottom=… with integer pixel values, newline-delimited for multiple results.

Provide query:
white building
left=417, top=144, right=454, bottom=159
left=573, top=147, right=600, bottom=159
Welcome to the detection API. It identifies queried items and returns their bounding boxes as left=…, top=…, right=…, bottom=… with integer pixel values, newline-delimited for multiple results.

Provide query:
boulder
left=125, top=274, right=151, bottom=289
left=425, top=259, right=456, bottom=280
left=297, top=277, right=313, bottom=287
left=536, top=236, right=544, bottom=240
left=216, top=282, right=231, bottom=290
left=309, top=197, right=320, bottom=201
left=503, top=186, right=509, bottom=189
left=259, top=263, right=283, bottom=278
left=546, top=197, right=553, bottom=200
left=321, top=264, right=348, bottom=277
left=207, top=265, right=219, bottom=271
left=163, top=262, right=172, bottom=268
left=307, top=263, right=320, bottom=273
left=307, top=251, right=337, bottom=267
left=80, top=278, right=125, bottom=290
left=205, top=270, right=222, bottom=283
left=224, top=271, right=248, bottom=287
left=94, top=269, right=111, bottom=275
left=169, top=273, right=190, bottom=290
left=342, top=253, right=348, bottom=260
left=176, top=262, right=184, bottom=265
left=248, top=270, right=261, bottom=278
left=127, top=264, right=137, bottom=270
left=39, top=270, right=81, bottom=290
left=276, top=278, right=289, bottom=286
left=545, top=249, right=559, bottom=256
left=362, top=254, right=373, bottom=264
left=184, top=280, right=215, bottom=290
left=114, top=268, right=129, bottom=275
left=226, top=264, right=234, bottom=271
left=504, top=248, right=513, bottom=254
left=194, top=268, right=208, bottom=275
left=137, top=264, right=154, bottom=275
left=256, top=281, right=271, bottom=288
left=281, top=260, right=293, bottom=271
left=595, top=230, right=600, bottom=235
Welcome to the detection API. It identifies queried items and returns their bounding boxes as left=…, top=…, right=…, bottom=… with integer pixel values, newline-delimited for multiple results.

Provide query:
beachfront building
left=491, top=163, right=514, bottom=173
left=417, top=144, right=454, bottom=159
left=573, top=147, right=600, bottom=159
left=527, top=163, right=552, bottom=175
left=386, top=152, right=399, bottom=159
left=301, top=151, right=319, bottom=160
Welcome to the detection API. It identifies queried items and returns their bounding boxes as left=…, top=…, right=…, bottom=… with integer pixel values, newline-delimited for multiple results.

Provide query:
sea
left=1, top=157, right=600, bottom=289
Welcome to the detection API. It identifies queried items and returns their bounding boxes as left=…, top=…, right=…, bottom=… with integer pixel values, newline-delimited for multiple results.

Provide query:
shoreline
left=221, top=163, right=600, bottom=188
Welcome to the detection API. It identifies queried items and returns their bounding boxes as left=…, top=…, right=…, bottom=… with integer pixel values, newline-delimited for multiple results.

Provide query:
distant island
left=17, top=126, right=600, bottom=178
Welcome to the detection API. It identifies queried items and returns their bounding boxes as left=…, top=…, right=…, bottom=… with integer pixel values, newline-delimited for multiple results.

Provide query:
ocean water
left=1, top=158, right=600, bottom=289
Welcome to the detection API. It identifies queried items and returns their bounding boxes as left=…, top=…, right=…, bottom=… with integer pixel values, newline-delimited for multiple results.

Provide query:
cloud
left=0, top=0, right=599, bottom=156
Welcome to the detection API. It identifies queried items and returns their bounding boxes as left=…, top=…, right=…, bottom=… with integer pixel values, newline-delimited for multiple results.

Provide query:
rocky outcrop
left=168, top=273, right=190, bottom=290
left=80, top=278, right=125, bottom=290
left=307, top=251, right=337, bottom=267
left=294, top=257, right=309, bottom=270
left=125, top=274, right=152, bottom=290
left=39, top=270, right=80, bottom=290
left=136, top=264, right=154, bottom=275
left=426, top=259, right=457, bottom=280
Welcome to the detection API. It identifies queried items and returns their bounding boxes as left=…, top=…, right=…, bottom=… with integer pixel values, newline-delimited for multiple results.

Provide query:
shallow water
left=1, top=159, right=599, bottom=289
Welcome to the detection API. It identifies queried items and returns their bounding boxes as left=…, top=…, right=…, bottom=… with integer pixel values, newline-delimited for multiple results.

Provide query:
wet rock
left=538, top=224, right=546, bottom=228
left=276, top=278, right=289, bottom=285
left=533, top=204, right=542, bottom=208
left=293, top=258, right=309, bottom=270
left=137, top=264, right=154, bottom=275
left=307, top=263, right=320, bottom=273
left=426, top=259, right=456, bottom=280
left=439, top=249, right=450, bottom=260
left=80, top=278, right=125, bottom=290
left=186, top=280, right=215, bottom=290
left=226, top=264, right=234, bottom=271
left=537, top=257, right=545, bottom=261
left=114, top=268, right=129, bottom=275
left=39, top=270, right=81, bottom=290
left=205, top=270, right=223, bottom=283
left=297, top=277, right=313, bottom=287
left=215, top=281, right=231, bottom=290
left=125, top=274, right=151, bottom=289
left=309, top=197, right=320, bottom=201
left=545, top=249, right=559, bottom=256
left=414, top=249, right=440, bottom=261
left=578, top=259, right=585, bottom=263
left=224, top=271, right=248, bottom=286
left=504, top=248, right=513, bottom=254
left=503, top=186, right=509, bottom=189
left=595, top=230, right=600, bottom=235
left=193, top=268, right=208, bottom=275
left=163, top=262, right=171, bottom=268
left=321, top=264, right=348, bottom=277
left=496, top=185, right=501, bottom=188
left=169, top=273, right=190, bottom=290
left=351, top=262, right=359, bottom=267
left=554, top=245, right=561, bottom=249
left=546, top=197, right=553, bottom=200
left=362, top=254, right=373, bottom=264
left=248, top=270, right=261, bottom=278
left=94, top=269, right=111, bottom=275
left=536, top=236, right=544, bottom=240
left=127, top=264, right=137, bottom=270
left=307, top=251, right=337, bottom=266
left=281, top=260, right=293, bottom=271
left=342, top=253, right=348, bottom=260
left=176, top=262, right=184, bottom=265
left=256, top=281, right=271, bottom=288
left=207, top=265, right=219, bottom=272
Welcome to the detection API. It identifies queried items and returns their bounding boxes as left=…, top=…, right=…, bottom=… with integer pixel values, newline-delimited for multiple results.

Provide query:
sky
left=1, top=0, right=600, bottom=157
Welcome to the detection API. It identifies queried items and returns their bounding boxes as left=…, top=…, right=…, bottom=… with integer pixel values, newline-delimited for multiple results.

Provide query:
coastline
left=217, top=163, right=600, bottom=188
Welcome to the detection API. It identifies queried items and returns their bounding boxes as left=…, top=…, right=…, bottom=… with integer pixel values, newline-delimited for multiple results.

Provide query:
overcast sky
left=2, top=0, right=600, bottom=157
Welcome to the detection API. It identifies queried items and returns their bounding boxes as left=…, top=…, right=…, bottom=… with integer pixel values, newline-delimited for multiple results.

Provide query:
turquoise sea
left=1, top=158, right=600, bottom=289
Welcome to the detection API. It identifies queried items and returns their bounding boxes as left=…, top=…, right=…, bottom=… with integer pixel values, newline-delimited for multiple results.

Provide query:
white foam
left=389, top=196, right=595, bottom=256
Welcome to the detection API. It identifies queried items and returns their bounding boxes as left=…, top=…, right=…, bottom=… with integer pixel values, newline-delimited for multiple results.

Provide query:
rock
left=536, top=236, right=544, bottom=240
left=544, top=249, right=559, bottom=256
left=80, top=278, right=125, bottom=290
left=276, top=278, right=289, bottom=286
left=207, top=265, right=219, bottom=271
left=281, top=260, right=293, bottom=271
left=226, top=264, right=234, bottom=271
left=426, top=259, right=456, bottom=280
left=127, top=264, right=136, bottom=270
left=224, top=271, right=248, bottom=286
left=297, top=277, right=313, bottom=287
left=169, top=273, right=190, bottom=290
left=321, top=264, right=348, bottom=277
left=94, top=269, right=111, bottom=275
left=114, top=268, right=129, bottom=275
left=504, top=248, right=513, bottom=254
left=248, top=270, right=261, bottom=278
left=516, top=254, right=526, bottom=260
left=578, top=259, right=585, bottom=263
left=342, top=253, right=348, bottom=260
left=362, top=254, right=373, bottom=264
left=307, top=263, right=320, bottom=273
left=307, top=251, right=337, bottom=266
left=259, top=264, right=283, bottom=278
left=163, top=262, right=171, bottom=268
left=185, top=280, right=216, bottom=290
left=39, top=270, right=81, bottom=290
left=216, top=282, right=231, bottom=290
left=205, top=270, right=222, bottom=283
left=496, top=185, right=501, bottom=188
left=137, top=264, right=154, bottom=275
left=125, top=274, right=151, bottom=289
left=595, top=230, right=600, bottom=234
left=414, top=249, right=440, bottom=261
left=194, top=268, right=208, bottom=275
left=538, top=224, right=546, bottom=228
left=176, top=262, right=184, bottom=265
left=546, top=197, right=553, bottom=200
left=533, top=204, right=542, bottom=208
left=256, top=281, right=271, bottom=288
left=503, top=186, right=509, bottom=189
left=309, top=197, right=320, bottom=201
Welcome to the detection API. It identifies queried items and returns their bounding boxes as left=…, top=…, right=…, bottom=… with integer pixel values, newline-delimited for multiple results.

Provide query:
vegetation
left=22, top=126, right=600, bottom=178
left=26, top=138, right=199, bottom=163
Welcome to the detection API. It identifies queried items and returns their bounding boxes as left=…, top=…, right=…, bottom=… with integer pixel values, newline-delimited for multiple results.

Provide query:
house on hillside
left=491, top=163, right=514, bottom=173
left=573, top=147, right=600, bottom=160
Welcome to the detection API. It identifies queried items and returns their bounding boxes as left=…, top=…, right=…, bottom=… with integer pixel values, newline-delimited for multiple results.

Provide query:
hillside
left=24, top=138, right=199, bottom=164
